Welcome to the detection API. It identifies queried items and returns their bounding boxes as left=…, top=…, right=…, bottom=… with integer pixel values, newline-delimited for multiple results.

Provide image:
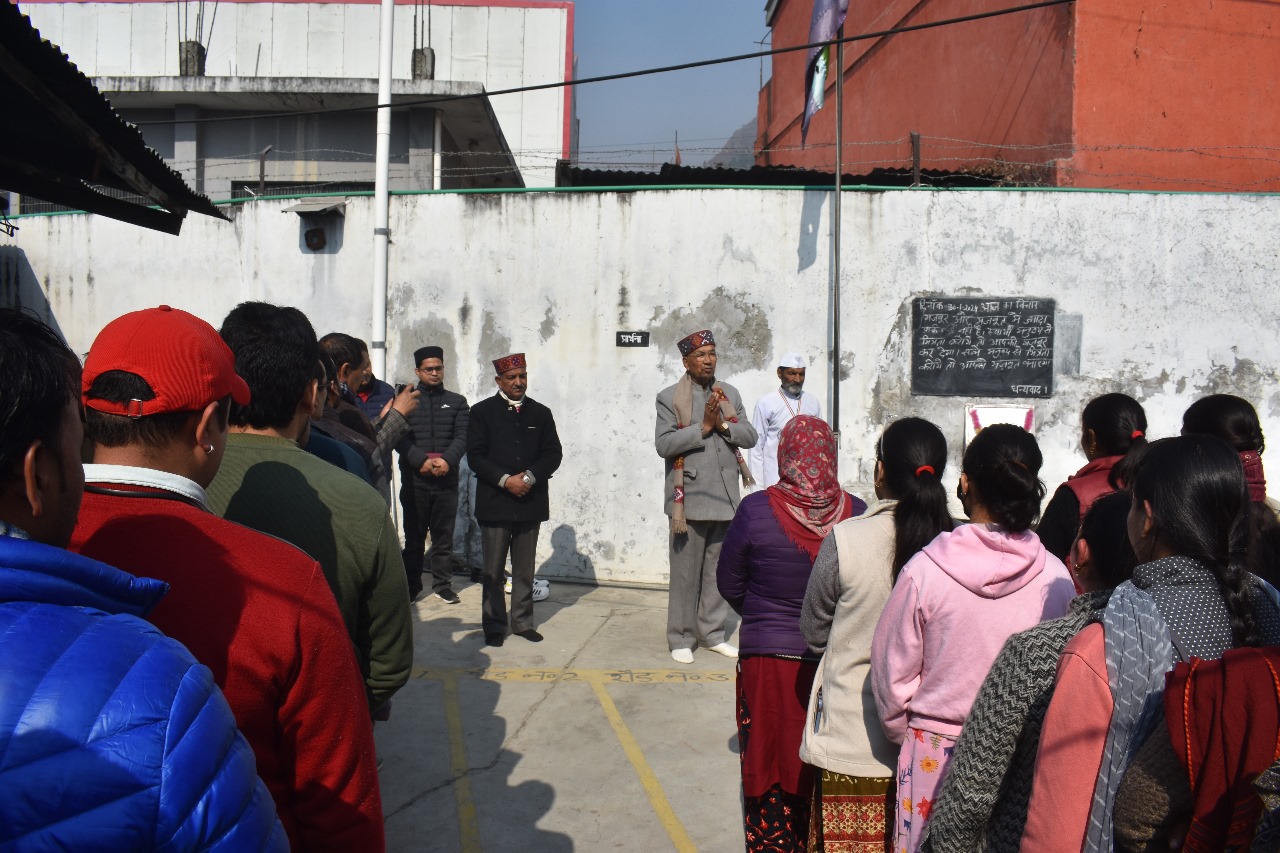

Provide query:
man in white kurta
left=748, top=353, right=822, bottom=487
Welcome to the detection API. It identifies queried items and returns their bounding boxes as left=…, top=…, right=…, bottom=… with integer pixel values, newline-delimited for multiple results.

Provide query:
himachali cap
left=492, top=352, right=526, bottom=374
left=677, top=329, right=715, bottom=357
left=414, top=345, right=444, bottom=365
left=83, top=305, right=251, bottom=417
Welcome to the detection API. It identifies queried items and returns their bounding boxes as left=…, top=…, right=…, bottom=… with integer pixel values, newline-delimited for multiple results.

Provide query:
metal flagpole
left=370, top=0, right=395, bottom=382
left=831, top=35, right=843, bottom=440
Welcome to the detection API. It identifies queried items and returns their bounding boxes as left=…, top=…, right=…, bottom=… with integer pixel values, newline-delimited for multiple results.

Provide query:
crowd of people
left=0, top=304, right=560, bottom=849
left=6, top=305, right=1280, bottom=852
left=684, top=321, right=1280, bottom=852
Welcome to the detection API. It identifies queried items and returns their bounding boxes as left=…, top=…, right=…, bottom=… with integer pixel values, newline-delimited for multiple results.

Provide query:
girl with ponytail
left=1020, top=435, right=1280, bottom=852
left=799, top=417, right=954, bottom=852
left=1038, top=393, right=1148, bottom=565
left=1182, top=393, right=1280, bottom=586
left=871, top=424, right=1075, bottom=852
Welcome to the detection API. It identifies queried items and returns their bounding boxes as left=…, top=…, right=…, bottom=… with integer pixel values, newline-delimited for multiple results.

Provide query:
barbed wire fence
left=13, top=135, right=1280, bottom=214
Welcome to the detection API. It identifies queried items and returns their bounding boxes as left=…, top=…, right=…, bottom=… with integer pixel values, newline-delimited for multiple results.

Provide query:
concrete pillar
left=408, top=107, right=438, bottom=191
left=174, top=105, right=202, bottom=194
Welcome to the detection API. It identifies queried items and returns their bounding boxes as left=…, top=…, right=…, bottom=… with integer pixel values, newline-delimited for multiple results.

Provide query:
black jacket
left=396, top=384, right=469, bottom=486
left=467, top=394, right=562, bottom=523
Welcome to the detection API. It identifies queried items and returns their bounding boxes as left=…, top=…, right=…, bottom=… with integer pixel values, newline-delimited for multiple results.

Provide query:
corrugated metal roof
left=555, top=161, right=1018, bottom=189
left=283, top=198, right=348, bottom=215
left=0, top=0, right=227, bottom=234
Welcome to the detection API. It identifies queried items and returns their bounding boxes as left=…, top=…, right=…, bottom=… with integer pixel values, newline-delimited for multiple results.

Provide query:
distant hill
left=706, top=118, right=757, bottom=169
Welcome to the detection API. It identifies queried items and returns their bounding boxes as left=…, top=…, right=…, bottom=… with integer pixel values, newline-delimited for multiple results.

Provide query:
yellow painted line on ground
left=413, top=666, right=731, bottom=684
left=413, top=664, right=716, bottom=852
left=588, top=678, right=697, bottom=853
left=440, top=671, right=483, bottom=853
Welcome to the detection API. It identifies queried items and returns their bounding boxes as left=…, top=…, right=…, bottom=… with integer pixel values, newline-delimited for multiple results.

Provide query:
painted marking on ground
left=440, top=671, right=483, bottom=853
left=589, top=678, right=697, bottom=852
left=413, top=666, right=731, bottom=684
left=414, top=665, right=714, bottom=851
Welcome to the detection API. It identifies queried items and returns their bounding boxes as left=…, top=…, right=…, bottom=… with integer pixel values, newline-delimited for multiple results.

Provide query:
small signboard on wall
left=616, top=331, right=650, bottom=347
left=911, top=297, right=1055, bottom=398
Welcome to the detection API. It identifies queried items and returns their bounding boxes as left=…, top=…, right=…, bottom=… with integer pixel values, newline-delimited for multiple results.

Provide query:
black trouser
left=480, top=520, right=540, bottom=637
left=400, top=479, right=459, bottom=595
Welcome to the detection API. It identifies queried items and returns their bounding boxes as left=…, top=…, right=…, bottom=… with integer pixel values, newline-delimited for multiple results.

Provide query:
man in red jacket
left=70, top=305, right=385, bottom=852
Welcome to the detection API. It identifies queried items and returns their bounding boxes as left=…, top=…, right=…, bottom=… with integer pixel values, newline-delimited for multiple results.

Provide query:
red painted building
left=757, top=0, right=1280, bottom=191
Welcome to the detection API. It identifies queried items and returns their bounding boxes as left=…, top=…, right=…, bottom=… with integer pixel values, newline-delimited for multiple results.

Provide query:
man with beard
left=655, top=329, right=757, bottom=664
left=748, top=353, right=822, bottom=488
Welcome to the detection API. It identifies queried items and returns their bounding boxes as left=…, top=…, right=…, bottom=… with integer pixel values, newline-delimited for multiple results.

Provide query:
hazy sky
left=570, top=0, right=771, bottom=168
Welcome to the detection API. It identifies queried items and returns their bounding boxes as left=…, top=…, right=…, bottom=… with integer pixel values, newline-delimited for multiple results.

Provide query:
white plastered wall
left=4, top=187, right=1278, bottom=585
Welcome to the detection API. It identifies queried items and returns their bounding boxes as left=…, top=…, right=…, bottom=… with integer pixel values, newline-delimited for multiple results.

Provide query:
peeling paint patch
left=480, top=310, right=512, bottom=378
left=649, top=286, right=773, bottom=373
left=393, top=314, right=459, bottom=389
left=618, top=284, right=631, bottom=326
left=1194, top=357, right=1277, bottom=404
left=720, top=234, right=758, bottom=268
left=459, top=297, right=473, bottom=335
left=540, top=304, right=557, bottom=342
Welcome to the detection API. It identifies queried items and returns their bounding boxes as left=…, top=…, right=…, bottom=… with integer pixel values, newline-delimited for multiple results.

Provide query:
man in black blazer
left=467, top=352, right=562, bottom=646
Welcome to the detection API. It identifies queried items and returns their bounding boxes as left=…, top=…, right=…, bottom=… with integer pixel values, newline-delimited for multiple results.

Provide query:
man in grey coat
left=654, top=329, right=757, bottom=664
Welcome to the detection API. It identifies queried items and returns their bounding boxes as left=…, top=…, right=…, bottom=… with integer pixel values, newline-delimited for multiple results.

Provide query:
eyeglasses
left=418, top=366, right=444, bottom=373
left=689, top=351, right=717, bottom=361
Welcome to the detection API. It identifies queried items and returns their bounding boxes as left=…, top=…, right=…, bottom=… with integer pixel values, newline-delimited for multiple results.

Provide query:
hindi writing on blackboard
left=911, top=297, right=1055, bottom=398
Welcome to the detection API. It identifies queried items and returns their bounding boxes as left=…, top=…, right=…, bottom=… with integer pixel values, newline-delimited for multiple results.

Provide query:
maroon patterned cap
left=492, top=352, right=526, bottom=374
left=677, top=329, right=715, bottom=357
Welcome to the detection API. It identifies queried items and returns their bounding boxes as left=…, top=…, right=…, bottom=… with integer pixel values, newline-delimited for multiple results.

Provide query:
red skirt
left=738, top=655, right=820, bottom=851
left=738, top=655, right=820, bottom=797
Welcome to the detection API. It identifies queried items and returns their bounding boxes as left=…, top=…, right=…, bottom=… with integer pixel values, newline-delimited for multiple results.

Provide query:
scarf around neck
left=766, top=415, right=852, bottom=561
left=499, top=389, right=524, bottom=411
left=669, top=372, right=753, bottom=534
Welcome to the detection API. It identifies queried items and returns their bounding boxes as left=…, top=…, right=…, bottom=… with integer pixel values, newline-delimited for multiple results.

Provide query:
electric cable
left=134, top=0, right=1076, bottom=126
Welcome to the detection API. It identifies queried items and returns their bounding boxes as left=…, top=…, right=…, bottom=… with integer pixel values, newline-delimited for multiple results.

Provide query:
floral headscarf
left=766, top=415, right=852, bottom=561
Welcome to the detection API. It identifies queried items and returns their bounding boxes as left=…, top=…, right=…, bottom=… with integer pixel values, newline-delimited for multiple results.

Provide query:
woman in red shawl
left=718, top=415, right=865, bottom=851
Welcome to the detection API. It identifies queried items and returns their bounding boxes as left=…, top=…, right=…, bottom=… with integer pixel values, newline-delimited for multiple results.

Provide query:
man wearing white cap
left=748, top=353, right=822, bottom=487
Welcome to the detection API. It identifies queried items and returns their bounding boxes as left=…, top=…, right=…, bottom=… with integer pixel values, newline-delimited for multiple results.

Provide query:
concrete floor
left=375, top=579, right=746, bottom=853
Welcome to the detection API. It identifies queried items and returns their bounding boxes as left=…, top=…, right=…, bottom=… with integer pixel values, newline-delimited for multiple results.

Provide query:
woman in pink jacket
left=871, top=424, right=1075, bottom=852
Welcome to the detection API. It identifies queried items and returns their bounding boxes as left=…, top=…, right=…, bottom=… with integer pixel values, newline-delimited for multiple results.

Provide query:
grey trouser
left=481, top=521, right=540, bottom=637
left=452, top=456, right=483, bottom=570
left=667, top=519, right=730, bottom=651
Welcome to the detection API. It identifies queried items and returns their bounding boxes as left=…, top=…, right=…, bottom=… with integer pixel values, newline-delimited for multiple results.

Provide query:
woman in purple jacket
left=718, top=415, right=864, bottom=851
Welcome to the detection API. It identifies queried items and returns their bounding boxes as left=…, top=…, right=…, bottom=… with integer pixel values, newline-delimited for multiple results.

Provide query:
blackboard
left=911, top=297, right=1055, bottom=398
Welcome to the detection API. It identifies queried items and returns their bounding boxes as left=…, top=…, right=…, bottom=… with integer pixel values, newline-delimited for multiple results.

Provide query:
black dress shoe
left=485, top=633, right=505, bottom=647
left=514, top=629, right=543, bottom=643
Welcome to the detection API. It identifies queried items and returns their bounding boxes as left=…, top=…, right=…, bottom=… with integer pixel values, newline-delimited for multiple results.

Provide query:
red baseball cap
left=82, top=305, right=251, bottom=417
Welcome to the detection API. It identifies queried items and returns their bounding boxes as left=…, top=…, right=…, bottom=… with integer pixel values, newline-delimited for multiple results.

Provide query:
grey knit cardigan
left=921, top=590, right=1111, bottom=853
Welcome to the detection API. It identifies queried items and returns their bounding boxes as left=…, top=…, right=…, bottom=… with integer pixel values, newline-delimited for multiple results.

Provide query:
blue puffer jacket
left=0, top=534, right=287, bottom=852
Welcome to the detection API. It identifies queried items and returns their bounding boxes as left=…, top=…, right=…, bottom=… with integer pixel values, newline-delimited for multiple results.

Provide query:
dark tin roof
left=0, top=0, right=226, bottom=234
left=555, top=161, right=1019, bottom=189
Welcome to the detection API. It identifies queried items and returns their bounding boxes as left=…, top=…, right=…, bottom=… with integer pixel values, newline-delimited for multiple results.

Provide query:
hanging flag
left=801, top=0, right=849, bottom=145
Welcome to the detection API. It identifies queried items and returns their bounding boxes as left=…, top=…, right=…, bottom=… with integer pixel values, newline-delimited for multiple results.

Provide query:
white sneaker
left=504, top=578, right=512, bottom=594
left=670, top=648, right=694, bottom=665
left=706, top=642, right=738, bottom=659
